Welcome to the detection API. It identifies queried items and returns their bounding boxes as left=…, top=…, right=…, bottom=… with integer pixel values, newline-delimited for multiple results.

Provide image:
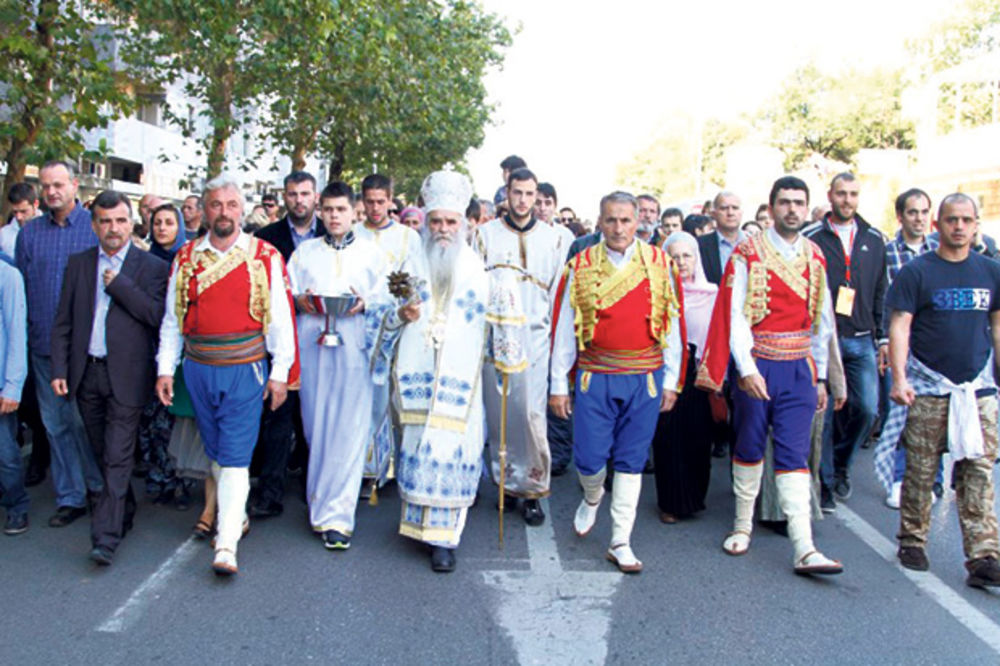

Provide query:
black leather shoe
left=898, top=546, right=929, bottom=571
left=521, top=499, right=545, bottom=526
left=248, top=499, right=284, bottom=519
left=496, top=494, right=518, bottom=512
left=48, top=505, right=87, bottom=528
left=24, top=466, right=45, bottom=488
left=430, top=546, right=456, bottom=572
left=90, top=546, right=114, bottom=566
left=3, top=513, right=28, bottom=536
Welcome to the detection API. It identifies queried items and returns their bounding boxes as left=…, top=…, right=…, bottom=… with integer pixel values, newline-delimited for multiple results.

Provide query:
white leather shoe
left=573, top=497, right=602, bottom=537
left=606, top=543, right=642, bottom=573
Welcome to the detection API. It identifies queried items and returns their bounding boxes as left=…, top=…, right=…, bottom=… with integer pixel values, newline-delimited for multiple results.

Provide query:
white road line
left=482, top=498, right=622, bottom=665
left=96, top=538, right=201, bottom=633
left=836, top=504, right=1000, bottom=655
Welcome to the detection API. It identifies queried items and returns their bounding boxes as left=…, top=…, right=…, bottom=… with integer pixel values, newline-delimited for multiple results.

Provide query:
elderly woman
left=652, top=231, right=719, bottom=523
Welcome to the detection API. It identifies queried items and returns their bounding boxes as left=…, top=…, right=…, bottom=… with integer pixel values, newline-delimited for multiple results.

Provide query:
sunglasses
left=558, top=217, right=575, bottom=223
left=262, top=202, right=277, bottom=208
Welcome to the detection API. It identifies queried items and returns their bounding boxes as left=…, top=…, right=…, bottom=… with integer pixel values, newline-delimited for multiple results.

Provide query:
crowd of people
left=1, top=154, right=999, bottom=589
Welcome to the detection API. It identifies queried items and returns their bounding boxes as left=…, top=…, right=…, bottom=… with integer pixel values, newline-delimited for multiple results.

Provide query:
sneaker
left=323, top=530, right=350, bottom=550
left=898, top=546, right=929, bottom=571
left=885, top=481, right=902, bottom=510
left=966, top=556, right=1000, bottom=588
left=820, top=485, right=837, bottom=514
left=833, top=475, right=852, bottom=501
left=3, top=513, right=28, bottom=536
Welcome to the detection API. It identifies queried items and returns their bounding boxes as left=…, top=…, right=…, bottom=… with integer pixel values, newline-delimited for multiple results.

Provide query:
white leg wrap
left=732, top=463, right=764, bottom=536
left=776, top=472, right=814, bottom=561
left=609, top=472, right=642, bottom=548
left=216, top=466, right=250, bottom=554
left=573, top=469, right=606, bottom=537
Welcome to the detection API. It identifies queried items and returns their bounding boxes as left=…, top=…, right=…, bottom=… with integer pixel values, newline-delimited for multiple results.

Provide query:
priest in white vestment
left=473, top=168, right=569, bottom=526
left=393, top=171, right=489, bottom=573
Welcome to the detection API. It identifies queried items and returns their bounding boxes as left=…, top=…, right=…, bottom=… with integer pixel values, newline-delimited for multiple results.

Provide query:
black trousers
left=251, top=391, right=300, bottom=506
left=77, top=361, right=141, bottom=552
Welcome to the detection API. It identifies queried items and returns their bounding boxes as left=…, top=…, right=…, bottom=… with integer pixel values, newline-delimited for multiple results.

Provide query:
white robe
left=474, top=217, right=569, bottom=498
left=354, top=221, right=430, bottom=483
left=393, top=245, right=489, bottom=546
left=286, top=236, right=388, bottom=535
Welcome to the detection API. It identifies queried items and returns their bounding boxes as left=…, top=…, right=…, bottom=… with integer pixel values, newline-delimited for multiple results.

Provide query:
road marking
left=836, top=504, right=1000, bottom=655
left=482, top=498, right=623, bottom=665
left=96, top=538, right=201, bottom=633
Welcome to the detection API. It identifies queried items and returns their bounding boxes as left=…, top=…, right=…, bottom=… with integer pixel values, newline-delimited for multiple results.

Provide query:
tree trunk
left=206, top=59, right=236, bottom=180
left=328, top=139, right=347, bottom=180
left=291, top=144, right=308, bottom=173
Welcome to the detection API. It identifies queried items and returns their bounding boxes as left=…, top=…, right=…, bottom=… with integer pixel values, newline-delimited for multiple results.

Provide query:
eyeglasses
left=558, top=217, right=575, bottom=223
left=262, top=202, right=277, bottom=208
left=388, top=209, right=399, bottom=215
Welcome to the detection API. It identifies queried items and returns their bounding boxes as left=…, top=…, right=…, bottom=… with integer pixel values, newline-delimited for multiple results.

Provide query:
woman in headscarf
left=148, top=203, right=186, bottom=261
left=652, top=231, right=719, bottom=523
left=399, top=206, right=425, bottom=231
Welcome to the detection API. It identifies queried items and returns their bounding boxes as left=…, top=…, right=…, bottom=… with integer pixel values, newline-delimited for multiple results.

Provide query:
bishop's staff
left=485, top=268, right=529, bottom=549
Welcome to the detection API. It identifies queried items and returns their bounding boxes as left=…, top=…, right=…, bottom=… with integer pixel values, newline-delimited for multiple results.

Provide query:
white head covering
left=664, top=231, right=718, bottom=359
left=420, top=170, right=473, bottom=217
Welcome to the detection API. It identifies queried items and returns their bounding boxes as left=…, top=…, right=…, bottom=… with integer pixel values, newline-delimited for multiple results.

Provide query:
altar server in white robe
left=287, top=181, right=398, bottom=551
left=354, top=173, right=429, bottom=492
left=473, top=167, right=569, bottom=527
left=392, top=170, right=489, bottom=572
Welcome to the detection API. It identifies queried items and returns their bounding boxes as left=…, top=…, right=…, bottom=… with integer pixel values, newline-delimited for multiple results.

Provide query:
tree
left=0, top=0, right=129, bottom=206
left=756, top=64, right=914, bottom=171
left=907, top=0, right=1000, bottom=75
left=260, top=0, right=510, bottom=198
left=111, top=0, right=328, bottom=179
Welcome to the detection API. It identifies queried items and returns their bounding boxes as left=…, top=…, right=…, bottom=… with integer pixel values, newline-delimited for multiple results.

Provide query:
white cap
left=420, top=170, right=473, bottom=217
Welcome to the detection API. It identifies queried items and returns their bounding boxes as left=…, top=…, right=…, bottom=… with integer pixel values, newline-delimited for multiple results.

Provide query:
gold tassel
left=369, top=483, right=379, bottom=507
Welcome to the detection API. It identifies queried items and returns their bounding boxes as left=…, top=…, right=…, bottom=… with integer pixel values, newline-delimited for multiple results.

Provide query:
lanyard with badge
left=836, top=225, right=856, bottom=316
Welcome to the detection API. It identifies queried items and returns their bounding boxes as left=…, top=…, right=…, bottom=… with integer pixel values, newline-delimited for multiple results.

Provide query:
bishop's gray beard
left=425, top=232, right=461, bottom=298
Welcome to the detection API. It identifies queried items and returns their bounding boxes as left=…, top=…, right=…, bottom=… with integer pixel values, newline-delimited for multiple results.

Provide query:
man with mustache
left=391, top=170, right=489, bottom=572
left=50, top=191, right=169, bottom=565
left=156, top=176, right=298, bottom=576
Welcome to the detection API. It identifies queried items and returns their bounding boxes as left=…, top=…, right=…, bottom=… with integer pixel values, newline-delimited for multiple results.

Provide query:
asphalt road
left=3, top=444, right=1000, bottom=665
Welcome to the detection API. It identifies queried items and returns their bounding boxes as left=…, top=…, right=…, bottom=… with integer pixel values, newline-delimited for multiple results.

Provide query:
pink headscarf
left=400, top=206, right=424, bottom=225
left=664, top=231, right=718, bottom=359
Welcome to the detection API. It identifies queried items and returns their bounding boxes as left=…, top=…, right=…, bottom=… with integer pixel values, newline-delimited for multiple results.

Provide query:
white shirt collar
left=766, top=227, right=803, bottom=258
left=195, top=230, right=250, bottom=255
left=604, top=239, right=638, bottom=265
left=99, top=241, right=131, bottom=263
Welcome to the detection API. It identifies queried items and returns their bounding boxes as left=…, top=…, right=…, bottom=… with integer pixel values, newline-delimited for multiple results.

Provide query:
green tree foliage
left=0, top=0, right=129, bottom=204
left=261, top=0, right=510, bottom=199
left=756, top=64, right=914, bottom=171
left=907, top=0, right=1000, bottom=75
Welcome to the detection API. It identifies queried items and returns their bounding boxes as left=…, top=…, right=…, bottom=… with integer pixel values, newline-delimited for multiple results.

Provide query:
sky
left=465, top=0, right=953, bottom=219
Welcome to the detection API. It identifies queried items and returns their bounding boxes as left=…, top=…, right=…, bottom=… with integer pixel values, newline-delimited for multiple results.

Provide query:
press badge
left=835, top=286, right=856, bottom=316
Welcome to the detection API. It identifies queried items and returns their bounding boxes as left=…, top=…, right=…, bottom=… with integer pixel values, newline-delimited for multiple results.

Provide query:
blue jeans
left=0, top=412, right=28, bottom=518
left=31, top=352, right=102, bottom=508
left=831, top=335, right=879, bottom=479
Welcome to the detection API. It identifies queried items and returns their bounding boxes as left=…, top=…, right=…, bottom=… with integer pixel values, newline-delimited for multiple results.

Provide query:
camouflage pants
left=898, top=395, right=1000, bottom=561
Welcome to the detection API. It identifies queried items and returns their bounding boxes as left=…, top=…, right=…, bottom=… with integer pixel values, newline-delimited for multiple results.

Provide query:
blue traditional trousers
left=572, top=368, right=664, bottom=476
left=183, top=358, right=267, bottom=468
left=732, top=357, right=817, bottom=472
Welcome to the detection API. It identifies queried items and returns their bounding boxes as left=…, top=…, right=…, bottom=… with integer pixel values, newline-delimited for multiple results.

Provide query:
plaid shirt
left=884, top=231, right=937, bottom=324
left=15, top=203, right=96, bottom=355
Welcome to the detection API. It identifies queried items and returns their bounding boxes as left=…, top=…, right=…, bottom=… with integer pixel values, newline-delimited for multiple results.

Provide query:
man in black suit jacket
left=250, top=171, right=326, bottom=517
left=51, top=191, right=168, bottom=565
left=696, top=191, right=745, bottom=285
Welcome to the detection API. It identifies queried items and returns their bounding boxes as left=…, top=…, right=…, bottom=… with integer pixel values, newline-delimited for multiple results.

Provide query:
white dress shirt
left=157, top=232, right=296, bottom=382
left=550, top=239, right=682, bottom=395
left=729, top=228, right=833, bottom=380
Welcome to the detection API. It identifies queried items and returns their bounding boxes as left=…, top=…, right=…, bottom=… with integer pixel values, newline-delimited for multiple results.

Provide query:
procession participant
left=697, top=175, right=842, bottom=576
left=50, top=191, right=168, bottom=565
left=392, top=171, right=488, bottom=572
left=286, top=181, right=394, bottom=550
left=0, top=257, right=28, bottom=535
left=156, top=175, right=297, bottom=576
left=474, top=167, right=569, bottom=525
left=550, top=191, right=683, bottom=573
left=885, top=193, right=1000, bottom=587
left=353, top=173, right=428, bottom=498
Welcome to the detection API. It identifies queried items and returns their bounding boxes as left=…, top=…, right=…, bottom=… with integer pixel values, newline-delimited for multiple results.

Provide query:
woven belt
left=751, top=330, right=811, bottom=361
left=578, top=345, right=662, bottom=374
left=185, top=333, right=267, bottom=366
